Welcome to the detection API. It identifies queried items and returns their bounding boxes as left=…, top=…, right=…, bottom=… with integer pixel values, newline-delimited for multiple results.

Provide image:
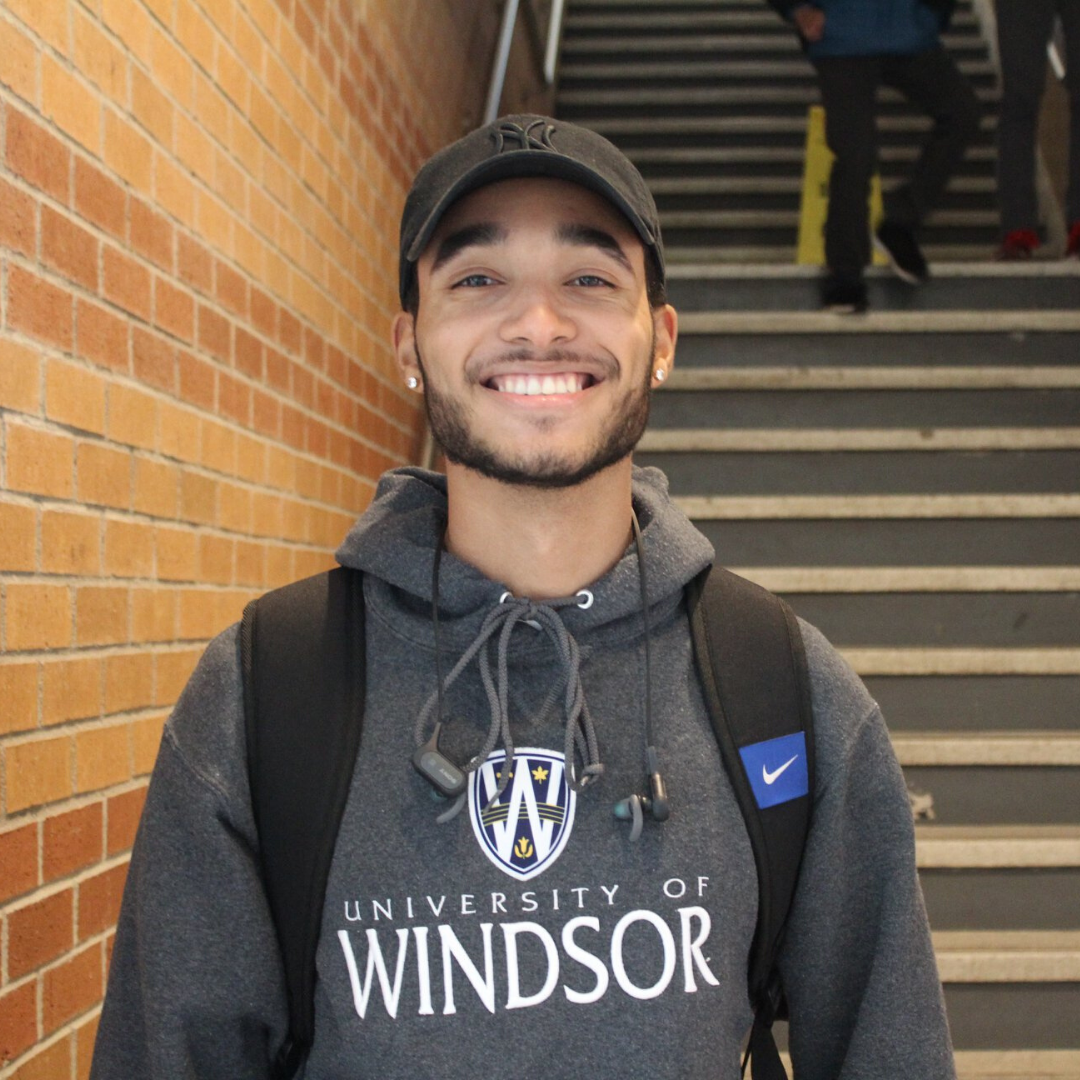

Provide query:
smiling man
left=91, top=116, right=955, bottom=1080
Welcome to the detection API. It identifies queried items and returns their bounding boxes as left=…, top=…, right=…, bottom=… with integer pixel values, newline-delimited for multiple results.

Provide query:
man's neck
left=444, top=460, right=634, bottom=600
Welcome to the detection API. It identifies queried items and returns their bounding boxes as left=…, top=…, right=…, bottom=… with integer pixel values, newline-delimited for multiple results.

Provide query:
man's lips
left=484, top=371, right=596, bottom=396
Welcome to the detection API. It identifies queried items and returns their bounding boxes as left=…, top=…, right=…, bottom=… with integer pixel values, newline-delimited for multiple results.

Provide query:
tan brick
left=5, top=737, right=74, bottom=815
left=133, top=457, right=179, bottom=519
left=43, top=803, right=104, bottom=882
left=154, top=649, right=198, bottom=705
left=131, top=713, right=166, bottom=773
left=45, top=359, right=107, bottom=435
left=75, top=723, right=131, bottom=793
left=74, top=7, right=128, bottom=103
left=235, top=539, right=267, bottom=587
left=107, top=384, right=157, bottom=451
left=198, top=534, right=234, bottom=584
left=75, top=158, right=127, bottom=242
left=10, top=1037, right=74, bottom=1080
left=8, top=266, right=74, bottom=352
left=0, top=824, right=39, bottom=904
left=43, top=941, right=103, bottom=1035
left=0, top=337, right=41, bottom=412
left=101, top=0, right=152, bottom=64
left=158, top=401, right=201, bottom=463
left=77, top=864, right=127, bottom=941
left=75, top=585, right=129, bottom=646
left=150, top=25, right=193, bottom=109
left=76, top=299, right=130, bottom=375
left=200, top=421, right=237, bottom=475
left=178, top=587, right=219, bottom=640
left=42, top=54, right=101, bottom=153
left=41, top=510, right=102, bottom=575
left=0, top=502, right=36, bottom=573
left=0, top=980, right=37, bottom=1065
left=131, top=587, right=176, bottom=642
left=0, top=175, right=36, bottom=259
left=5, top=0, right=69, bottom=56
left=104, top=651, right=154, bottom=715
left=175, top=0, right=216, bottom=75
left=0, top=662, right=39, bottom=736
left=6, top=107, right=71, bottom=204
left=155, top=525, right=198, bottom=581
left=103, top=245, right=152, bottom=321
left=0, top=17, right=38, bottom=102
left=180, top=469, right=217, bottom=525
left=106, top=786, right=147, bottom=854
left=155, top=279, right=195, bottom=344
left=77, top=441, right=131, bottom=509
left=175, top=112, right=214, bottom=185
left=6, top=583, right=72, bottom=651
left=42, top=656, right=102, bottom=730
left=132, top=65, right=174, bottom=147
left=155, top=153, right=196, bottom=228
left=104, top=109, right=153, bottom=194
left=104, top=519, right=155, bottom=578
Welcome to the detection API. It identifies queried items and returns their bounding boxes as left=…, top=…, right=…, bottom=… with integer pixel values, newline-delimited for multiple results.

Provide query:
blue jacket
left=768, top=0, right=952, bottom=58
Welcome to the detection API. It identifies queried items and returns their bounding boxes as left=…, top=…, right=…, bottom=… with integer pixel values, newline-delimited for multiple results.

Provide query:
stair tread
left=638, top=427, right=1080, bottom=451
left=676, top=494, right=1080, bottom=519
left=664, top=366, right=1080, bottom=390
left=676, top=310, right=1080, bottom=333
left=729, top=566, right=1080, bottom=593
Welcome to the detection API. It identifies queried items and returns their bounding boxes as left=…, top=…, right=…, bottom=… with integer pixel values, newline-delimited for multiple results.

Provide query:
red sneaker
left=995, top=229, right=1040, bottom=261
left=1066, top=221, right=1080, bottom=259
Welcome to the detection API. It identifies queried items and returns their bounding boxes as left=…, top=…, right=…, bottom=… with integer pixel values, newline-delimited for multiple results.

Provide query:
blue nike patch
left=740, top=731, right=809, bottom=809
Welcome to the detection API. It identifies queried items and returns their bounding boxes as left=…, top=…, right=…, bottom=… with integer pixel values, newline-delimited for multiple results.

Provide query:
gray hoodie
left=91, top=466, right=955, bottom=1080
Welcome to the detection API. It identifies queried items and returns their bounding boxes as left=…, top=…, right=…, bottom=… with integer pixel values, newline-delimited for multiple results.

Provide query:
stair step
left=664, top=243, right=998, bottom=263
left=732, top=567, right=1080, bottom=593
left=953, top=1050, right=1080, bottom=1078
left=561, top=32, right=985, bottom=55
left=935, top=931, right=1080, bottom=982
left=676, top=494, right=1080, bottom=519
left=559, top=85, right=1000, bottom=108
left=676, top=310, right=1080, bottom=334
left=560, top=58, right=996, bottom=81
left=658, top=208, right=998, bottom=229
left=638, top=428, right=1080, bottom=452
left=917, top=825, right=1080, bottom=868
left=897, top=733, right=1080, bottom=766
left=624, top=144, right=998, bottom=165
left=570, top=113, right=998, bottom=135
left=564, top=10, right=980, bottom=31
left=649, top=175, right=997, bottom=195
left=837, top=649, right=1080, bottom=676
left=664, top=367, right=1080, bottom=390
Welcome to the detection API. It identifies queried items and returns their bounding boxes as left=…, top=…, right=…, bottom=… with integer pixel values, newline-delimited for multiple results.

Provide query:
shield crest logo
left=469, top=747, right=576, bottom=881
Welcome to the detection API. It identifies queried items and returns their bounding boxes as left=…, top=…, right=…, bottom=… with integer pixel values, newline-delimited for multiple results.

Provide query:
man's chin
left=443, top=446, right=630, bottom=490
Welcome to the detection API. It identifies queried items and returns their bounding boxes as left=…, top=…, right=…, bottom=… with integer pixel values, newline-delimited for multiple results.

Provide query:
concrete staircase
left=556, top=1, right=1080, bottom=1075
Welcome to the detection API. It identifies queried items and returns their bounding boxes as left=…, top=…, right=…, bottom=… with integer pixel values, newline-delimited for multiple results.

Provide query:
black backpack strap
left=688, top=565, right=815, bottom=1080
left=240, top=566, right=366, bottom=1080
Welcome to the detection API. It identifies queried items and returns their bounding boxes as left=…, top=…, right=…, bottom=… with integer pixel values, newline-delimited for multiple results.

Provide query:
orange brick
left=106, top=786, right=146, bottom=854
left=158, top=401, right=201, bottom=463
left=130, top=199, right=173, bottom=272
left=131, top=65, right=173, bottom=147
left=103, top=109, right=152, bottom=194
left=177, top=350, right=215, bottom=410
left=45, top=359, right=106, bottom=435
left=75, top=723, right=130, bottom=793
left=178, top=587, right=219, bottom=639
left=131, top=327, right=177, bottom=395
left=198, top=534, right=234, bottom=584
left=6, top=108, right=71, bottom=204
left=0, top=502, right=36, bottom=573
left=0, top=662, right=38, bottom=736
left=197, top=304, right=230, bottom=363
left=104, top=519, right=155, bottom=578
left=10, top=1037, right=73, bottom=1080
left=74, top=158, right=126, bottom=242
left=175, top=112, right=214, bottom=185
left=43, top=941, right=102, bottom=1035
left=77, top=864, right=127, bottom=941
left=6, top=424, right=74, bottom=499
left=194, top=75, right=230, bottom=150
left=42, top=207, right=99, bottom=293
left=133, top=457, right=179, bottom=519
left=43, top=803, right=104, bottom=882
left=0, top=824, right=38, bottom=903
left=104, top=651, right=154, bottom=715
left=175, top=0, right=216, bottom=75
left=201, top=421, right=237, bottom=475
left=150, top=26, right=193, bottom=109
left=0, top=337, right=41, bottom=412
left=155, top=525, right=197, bottom=581
left=218, top=371, right=250, bottom=425
left=131, top=713, right=166, bottom=773
left=5, top=737, right=74, bottom=815
left=75, top=586, right=129, bottom=646
left=5, top=583, right=72, bottom=651
left=107, top=384, right=156, bottom=451
left=75, top=300, right=130, bottom=376
left=154, top=152, right=196, bottom=228
left=76, top=1013, right=100, bottom=1080
left=103, top=245, right=152, bottom=321
left=42, top=55, right=101, bottom=153
left=77, top=441, right=131, bottom=508
left=5, top=0, right=69, bottom=55
left=41, top=656, right=101, bottom=729
left=74, top=8, right=127, bottom=103
left=179, top=469, right=217, bottom=525
left=0, top=18, right=38, bottom=102
left=0, top=175, right=36, bottom=258
left=131, top=587, right=176, bottom=642
left=155, top=279, right=195, bottom=343
left=155, top=648, right=198, bottom=704
left=41, top=510, right=101, bottom=575
left=0, top=981, right=37, bottom=1064
left=101, top=0, right=152, bottom=65
left=177, top=232, right=213, bottom=295
left=235, top=539, right=266, bottom=587
left=8, top=266, right=74, bottom=352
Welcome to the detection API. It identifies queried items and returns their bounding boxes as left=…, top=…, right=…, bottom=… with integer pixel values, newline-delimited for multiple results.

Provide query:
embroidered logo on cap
left=493, top=119, right=556, bottom=154
left=739, top=732, right=809, bottom=810
left=469, top=747, right=575, bottom=881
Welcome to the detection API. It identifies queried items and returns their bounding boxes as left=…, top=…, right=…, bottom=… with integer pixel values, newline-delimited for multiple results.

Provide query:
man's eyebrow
left=555, top=223, right=634, bottom=273
left=430, top=223, right=507, bottom=272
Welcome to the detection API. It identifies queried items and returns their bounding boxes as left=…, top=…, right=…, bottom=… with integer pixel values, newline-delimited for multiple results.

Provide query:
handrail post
left=544, top=0, right=568, bottom=85
left=485, top=0, right=522, bottom=124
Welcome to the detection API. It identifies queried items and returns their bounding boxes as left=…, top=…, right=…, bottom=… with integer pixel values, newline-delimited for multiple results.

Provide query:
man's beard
left=416, top=341, right=655, bottom=490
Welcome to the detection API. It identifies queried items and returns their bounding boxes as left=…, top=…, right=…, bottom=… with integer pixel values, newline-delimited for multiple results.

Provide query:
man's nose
left=499, top=287, right=576, bottom=349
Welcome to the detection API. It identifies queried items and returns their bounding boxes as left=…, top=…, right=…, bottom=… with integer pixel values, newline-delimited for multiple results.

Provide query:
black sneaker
left=821, top=274, right=868, bottom=314
left=874, top=220, right=929, bottom=285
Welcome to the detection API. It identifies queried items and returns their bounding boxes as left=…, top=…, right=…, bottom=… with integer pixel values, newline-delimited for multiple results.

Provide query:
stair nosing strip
left=676, top=310, right=1080, bottom=334
left=674, top=494, right=1080, bottom=519
left=838, top=647, right=1080, bottom=676
left=726, top=566, right=1080, bottom=593
left=664, top=367, right=1080, bottom=391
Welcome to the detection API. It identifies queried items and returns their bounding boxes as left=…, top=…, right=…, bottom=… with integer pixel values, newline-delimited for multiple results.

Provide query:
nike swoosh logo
left=763, top=755, right=799, bottom=785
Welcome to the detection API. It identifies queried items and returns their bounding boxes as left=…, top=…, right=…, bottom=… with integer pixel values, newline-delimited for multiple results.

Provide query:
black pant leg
left=880, top=47, right=982, bottom=231
left=812, top=56, right=881, bottom=279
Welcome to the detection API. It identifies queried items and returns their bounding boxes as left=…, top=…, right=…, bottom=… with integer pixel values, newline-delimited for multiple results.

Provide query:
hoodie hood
left=334, top=465, right=714, bottom=645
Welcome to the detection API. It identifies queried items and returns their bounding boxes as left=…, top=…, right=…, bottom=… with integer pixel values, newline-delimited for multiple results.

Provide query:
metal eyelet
left=576, top=589, right=594, bottom=609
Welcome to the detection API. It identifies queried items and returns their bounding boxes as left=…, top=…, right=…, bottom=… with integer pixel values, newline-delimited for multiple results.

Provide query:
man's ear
left=392, top=310, right=422, bottom=391
left=651, top=303, right=678, bottom=387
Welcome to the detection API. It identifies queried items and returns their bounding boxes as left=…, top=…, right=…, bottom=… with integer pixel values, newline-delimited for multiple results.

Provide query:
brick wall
left=0, top=1, right=543, bottom=1074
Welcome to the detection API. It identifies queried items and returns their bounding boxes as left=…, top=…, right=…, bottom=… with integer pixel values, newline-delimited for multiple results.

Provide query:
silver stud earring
left=407, top=376, right=419, bottom=390
left=654, top=368, right=666, bottom=383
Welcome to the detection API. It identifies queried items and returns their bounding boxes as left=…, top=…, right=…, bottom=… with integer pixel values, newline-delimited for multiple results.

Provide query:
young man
left=90, top=116, right=955, bottom=1079
left=768, top=0, right=981, bottom=312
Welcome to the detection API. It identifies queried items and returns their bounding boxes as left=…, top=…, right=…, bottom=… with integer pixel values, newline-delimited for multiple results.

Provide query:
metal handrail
left=484, top=0, right=568, bottom=124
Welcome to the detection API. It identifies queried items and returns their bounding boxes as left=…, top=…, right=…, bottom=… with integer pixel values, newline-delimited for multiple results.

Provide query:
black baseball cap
left=398, top=114, right=665, bottom=308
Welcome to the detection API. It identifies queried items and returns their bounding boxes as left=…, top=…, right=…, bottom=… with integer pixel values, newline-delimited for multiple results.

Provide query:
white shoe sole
left=873, top=236, right=927, bottom=286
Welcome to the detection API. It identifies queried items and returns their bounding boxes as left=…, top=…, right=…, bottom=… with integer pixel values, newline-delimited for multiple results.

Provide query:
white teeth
left=542, top=375, right=555, bottom=395
left=491, top=373, right=588, bottom=395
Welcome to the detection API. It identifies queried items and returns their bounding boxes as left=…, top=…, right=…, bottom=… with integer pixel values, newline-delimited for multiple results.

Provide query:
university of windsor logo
left=469, top=748, right=575, bottom=881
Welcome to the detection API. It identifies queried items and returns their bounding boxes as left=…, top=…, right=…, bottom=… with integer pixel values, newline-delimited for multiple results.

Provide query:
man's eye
left=453, top=274, right=496, bottom=288
left=571, top=274, right=612, bottom=288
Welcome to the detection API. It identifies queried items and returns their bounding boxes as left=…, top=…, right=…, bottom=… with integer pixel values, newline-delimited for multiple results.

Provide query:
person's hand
left=791, top=4, right=826, bottom=41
